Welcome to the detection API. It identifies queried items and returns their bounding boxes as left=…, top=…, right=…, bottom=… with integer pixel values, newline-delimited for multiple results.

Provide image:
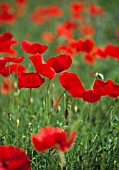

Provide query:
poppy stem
left=24, top=88, right=32, bottom=112
left=47, top=79, right=51, bottom=93
left=54, top=89, right=66, bottom=109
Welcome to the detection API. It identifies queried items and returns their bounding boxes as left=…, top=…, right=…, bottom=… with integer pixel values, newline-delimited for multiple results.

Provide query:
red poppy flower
left=31, top=5, right=62, bottom=24
left=14, top=0, right=27, bottom=8
left=83, top=53, right=95, bottom=64
left=70, top=2, right=84, bottom=18
left=105, top=45, right=119, bottom=60
left=1, top=79, right=14, bottom=94
left=79, top=24, right=95, bottom=36
left=29, top=54, right=56, bottom=79
left=0, top=2, right=16, bottom=24
left=0, top=56, right=24, bottom=64
left=46, top=5, right=62, bottom=17
left=21, top=40, right=48, bottom=54
left=95, top=47, right=108, bottom=59
left=0, top=63, right=27, bottom=77
left=108, top=83, right=119, bottom=98
left=0, top=145, right=30, bottom=170
left=59, top=71, right=85, bottom=98
left=0, top=32, right=18, bottom=55
left=88, top=3, right=104, bottom=16
left=70, top=39, right=94, bottom=53
left=55, top=44, right=76, bottom=58
left=82, top=89, right=101, bottom=103
left=93, top=79, right=119, bottom=98
left=18, top=72, right=45, bottom=89
left=41, top=32, right=55, bottom=43
left=31, top=126, right=76, bottom=152
left=46, top=54, right=72, bottom=73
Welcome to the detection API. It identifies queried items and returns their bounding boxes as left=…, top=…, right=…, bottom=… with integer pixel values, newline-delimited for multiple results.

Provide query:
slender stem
left=54, top=89, right=66, bottom=109
left=24, top=88, right=32, bottom=112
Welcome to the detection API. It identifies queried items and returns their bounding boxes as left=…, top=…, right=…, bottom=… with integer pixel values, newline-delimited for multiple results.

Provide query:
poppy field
left=0, top=0, right=119, bottom=169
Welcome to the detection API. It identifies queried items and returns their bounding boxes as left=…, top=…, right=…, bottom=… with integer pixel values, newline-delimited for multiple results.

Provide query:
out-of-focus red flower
left=46, top=54, right=72, bottom=73
left=0, top=145, right=30, bottom=170
left=41, top=32, right=55, bottom=43
left=31, top=5, right=62, bottom=24
left=1, top=79, right=14, bottom=94
left=56, top=19, right=77, bottom=41
left=79, top=24, right=95, bottom=36
left=14, top=0, right=27, bottom=17
left=59, top=71, right=85, bottom=98
left=18, top=72, right=45, bottom=89
left=0, top=32, right=18, bottom=55
left=95, top=47, right=108, bottom=59
left=82, top=89, right=101, bottom=103
left=31, top=126, right=76, bottom=152
left=70, top=39, right=94, bottom=53
left=88, top=3, right=104, bottom=16
left=21, top=40, right=48, bottom=54
left=29, top=54, right=56, bottom=79
left=115, top=27, right=119, bottom=37
left=105, top=44, right=119, bottom=60
left=83, top=53, right=95, bottom=64
left=0, top=2, right=16, bottom=24
left=46, top=5, right=62, bottom=17
left=55, top=44, right=76, bottom=58
left=14, top=0, right=27, bottom=8
left=70, top=2, right=85, bottom=18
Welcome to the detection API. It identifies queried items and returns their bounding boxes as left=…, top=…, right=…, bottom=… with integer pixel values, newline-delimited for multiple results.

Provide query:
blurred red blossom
left=31, top=5, right=62, bottom=24
left=0, top=145, right=30, bottom=170
left=31, top=126, right=76, bottom=152
left=0, top=2, right=16, bottom=24
left=70, top=2, right=85, bottom=18
left=88, top=3, right=104, bottom=16
left=79, top=24, right=95, bottom=36
left=70, top=39, right=94, bottom=53
left=0, top=32, right=18, bottom=55
left=105, top=44, right=119, bottom=60
left=83, top=53, right=95, bottom=64
left=46, top=54, right=72, bottom=73
left=0, top=79, right=14, bottom=94
left=56, top=19, right=77, bottom=41
left=55, top=44, right=76, bottom=58
left=41, top=32, right=55, bottom=43
left=21, top=40, right=48, bottom=54
left=18, top=72, right=45, bottom=89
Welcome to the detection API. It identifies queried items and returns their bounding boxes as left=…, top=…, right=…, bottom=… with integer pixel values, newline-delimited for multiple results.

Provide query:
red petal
left=0, top=145, right=30, bottom=170
left=18, top=72, right=45, bottom=89
left=82, top=89, right=101, bottom=103
left=21, top=40, right=48, bottom=54
left=59, top=71, right=85, bottom=97
left=46, top=54, right=72, bottom=73
left=29, top=54, right=56, bottom=79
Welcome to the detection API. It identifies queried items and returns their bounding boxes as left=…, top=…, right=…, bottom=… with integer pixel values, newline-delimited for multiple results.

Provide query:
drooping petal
left=59, top=71, right=85, bottom=98
left=18, top=72, right=45, bottom=89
